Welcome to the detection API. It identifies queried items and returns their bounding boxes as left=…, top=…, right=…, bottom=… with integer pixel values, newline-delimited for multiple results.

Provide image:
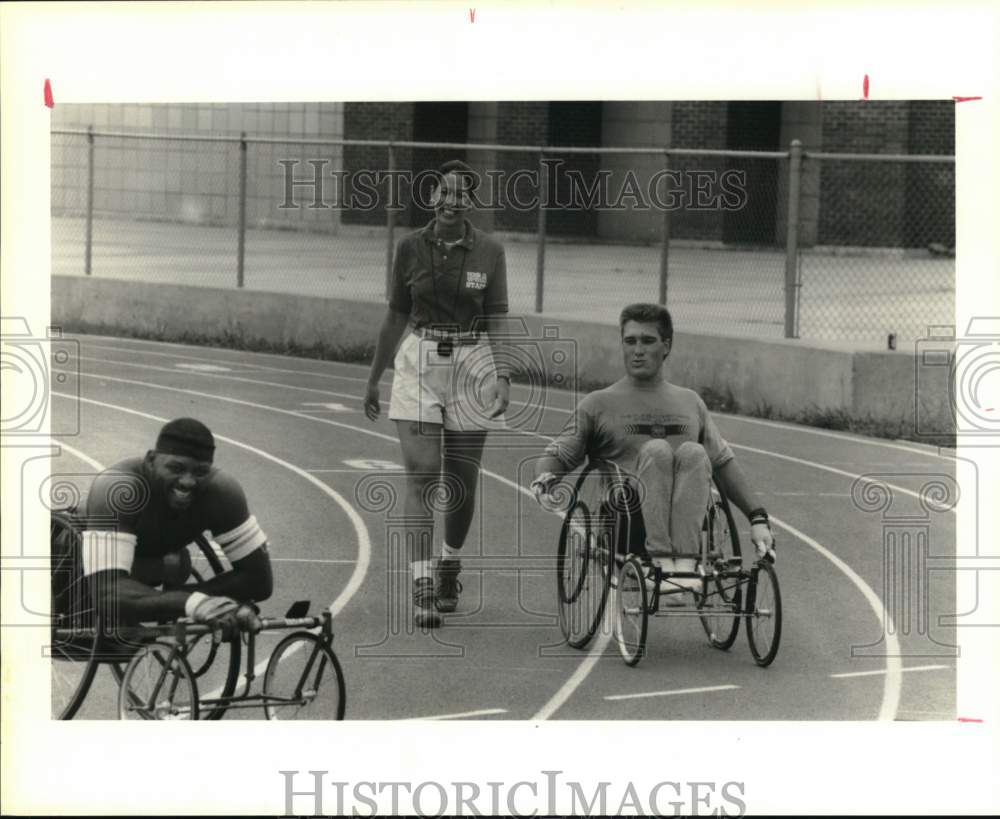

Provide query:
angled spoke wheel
left=118, top=641, right=199, bottom=720
left=615, top=556, right=648, bottom=667
left=699, top=490, right=742, bottom=650
left=746, top=560, right=782, bottom=667
left=263, top=633, right=346, bottom=720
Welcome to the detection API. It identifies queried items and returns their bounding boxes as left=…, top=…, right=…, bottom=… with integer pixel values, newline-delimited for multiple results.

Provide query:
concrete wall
left=51, top=276, right=955, bottom=435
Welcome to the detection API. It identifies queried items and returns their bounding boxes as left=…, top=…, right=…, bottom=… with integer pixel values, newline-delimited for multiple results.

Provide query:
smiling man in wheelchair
left=531, top=303, right=775, bottom=605
left=52, top=418, right=273, bottom=637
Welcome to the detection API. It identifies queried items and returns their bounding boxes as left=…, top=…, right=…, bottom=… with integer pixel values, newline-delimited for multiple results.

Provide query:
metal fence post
left=385, top=143, right=397, bottom=301
left=784, top=139, right=803, bottom=338
left=658, top=150, right=671, bottom=305
left=85, top=125, right=95, bottom=276
left=535, top=150, right=547, bottom=314
left=237, top=132, right=248, bottom=288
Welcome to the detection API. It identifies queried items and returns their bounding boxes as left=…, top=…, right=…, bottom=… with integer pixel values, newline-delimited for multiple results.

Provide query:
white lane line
left=60, top=366, right=908, bottom=722
left=605, top=684, right=740, bottom=702
left=55, top=367, right=535, bottom=507
left=533, top=601, right=613, bottom=721
left=830, top=664, right=950, bottom=679
left=730, top=444, right=940, bottom=504
left=402, top=708, right=508, bottom=721
left=271, top=558, right=357, bottom=564
left=77, top=354, right=361, bottom=402
left=79, top=335, right=955, bottom=462
left=52, top=392, right=372, bottom=700
left=769, top=513, right=902, bottom=720
left=55, top=440, right=104, bottom=471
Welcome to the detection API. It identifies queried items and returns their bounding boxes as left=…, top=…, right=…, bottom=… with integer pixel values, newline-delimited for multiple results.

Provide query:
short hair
left=436, top=159, right=479, bottom=192
left=619, top=303, right=674, bottom=344
left=154, top=417, right=215, bottom=463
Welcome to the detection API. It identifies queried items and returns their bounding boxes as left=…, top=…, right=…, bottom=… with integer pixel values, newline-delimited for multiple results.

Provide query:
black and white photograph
left=2, top=2, right=998, bottom=816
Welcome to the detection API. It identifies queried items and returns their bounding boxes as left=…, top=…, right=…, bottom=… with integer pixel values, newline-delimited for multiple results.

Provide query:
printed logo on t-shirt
left=465, top=271, right=487, bottom=290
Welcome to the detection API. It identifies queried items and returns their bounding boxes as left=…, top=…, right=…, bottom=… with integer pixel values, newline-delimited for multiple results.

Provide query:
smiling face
left=621, top=319, right=671, bottom=382
left=145, top=451, right=213, bottom=511
left=431, top=171, right=471, bottom=231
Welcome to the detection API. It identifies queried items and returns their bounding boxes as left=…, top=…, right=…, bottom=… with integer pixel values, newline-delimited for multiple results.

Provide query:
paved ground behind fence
left=51, top=216, right=954, bottom=347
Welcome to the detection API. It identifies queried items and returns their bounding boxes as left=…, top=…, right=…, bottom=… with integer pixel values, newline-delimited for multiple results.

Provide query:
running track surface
left=50, top=334, right=959, bottom=721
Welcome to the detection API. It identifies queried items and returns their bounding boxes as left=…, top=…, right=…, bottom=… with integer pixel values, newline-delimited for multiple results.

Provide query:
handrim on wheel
left=698, top=488, right=742, bottom=650
left=262, top=632, right=346, bottom=720
left=746, top=559, right=782, bottom=667
left=118, top=641, right=200, bottom=720
left=615, top=555, right=648, bottom=667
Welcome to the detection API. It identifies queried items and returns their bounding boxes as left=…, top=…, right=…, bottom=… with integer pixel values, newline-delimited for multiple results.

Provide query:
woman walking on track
left=363, top=159, right=511, bottom=628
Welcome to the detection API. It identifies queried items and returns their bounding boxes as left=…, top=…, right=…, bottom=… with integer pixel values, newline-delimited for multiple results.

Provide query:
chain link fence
left=51, top=128, right=955, bottom=346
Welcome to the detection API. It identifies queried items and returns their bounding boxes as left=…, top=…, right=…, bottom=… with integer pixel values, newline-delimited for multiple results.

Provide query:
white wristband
left=184, top=591, right=209, bottom=618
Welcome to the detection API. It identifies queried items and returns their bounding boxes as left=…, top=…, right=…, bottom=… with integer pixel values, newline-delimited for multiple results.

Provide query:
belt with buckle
left=412, top=326, right=481, bottom=357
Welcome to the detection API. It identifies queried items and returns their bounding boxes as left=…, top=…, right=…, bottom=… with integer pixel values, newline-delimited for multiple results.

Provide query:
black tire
left=109, top=535, right=241, bottom=720
left=746, top=560, right=782, bottom=667
left=50, top=510, right=99, bottom=720
left=118, top=641, right=199, bottom=720
left=614, top=556, right=648, bottom=667
left=556, top=467, right=615, bottom=650
left=263, top=633, right=346, bottom=720
left=699, top=488, right=743, bottom=650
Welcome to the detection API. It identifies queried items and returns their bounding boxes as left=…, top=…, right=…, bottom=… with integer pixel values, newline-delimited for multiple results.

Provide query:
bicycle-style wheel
left=118, top=641, right=200, bottom=720
left=50, top=510, right=99, bottom=720
left=262, top=632, right=346, bottom=720
left=614, top=556, right=648, bottom=667
left=699, top=487, right=743, bottom=650
left=746, top=560, right=782, bottom=667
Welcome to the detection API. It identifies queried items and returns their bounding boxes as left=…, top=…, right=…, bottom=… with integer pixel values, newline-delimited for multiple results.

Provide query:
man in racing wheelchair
left=52, top=417, right=273, bottom=638
left=531, top=303, right=775, bottom=604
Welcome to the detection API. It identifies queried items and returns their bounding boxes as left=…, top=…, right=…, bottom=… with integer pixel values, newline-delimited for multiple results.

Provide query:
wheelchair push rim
left=698, top=490, right=743, bottom=651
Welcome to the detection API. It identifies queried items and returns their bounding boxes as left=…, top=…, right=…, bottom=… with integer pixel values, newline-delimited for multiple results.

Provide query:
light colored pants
left=634, top=439, right=712, bottom=568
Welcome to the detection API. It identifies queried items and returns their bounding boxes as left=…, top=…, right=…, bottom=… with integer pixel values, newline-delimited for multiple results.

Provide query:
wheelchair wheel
left=698, top=487, right=742, bottom=650
left=556, top=466, right=615, bottom=649
left=263, top=633, right=346, bottom=720
left=109, top=536, right=241, bottom=720
left=614, top=556, right=648, bottom=666
left=746, top=560, right=782, bottom=667
left=50, top=509, right=99, bottom=720
left=118, top=641, right=199, bottom=720
left=51, top=625, right=100, bottom=720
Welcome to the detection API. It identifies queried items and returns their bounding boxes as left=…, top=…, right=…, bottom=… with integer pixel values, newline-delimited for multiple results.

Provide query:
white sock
left=441, top=543, right=462, bottom=561
left=411, top=560, right=432, bottom=582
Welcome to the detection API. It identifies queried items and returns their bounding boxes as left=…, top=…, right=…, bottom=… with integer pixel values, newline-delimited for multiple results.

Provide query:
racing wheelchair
left=50, top=510, right=345, bottom=720
left=554, top=460, right=781, bottom=668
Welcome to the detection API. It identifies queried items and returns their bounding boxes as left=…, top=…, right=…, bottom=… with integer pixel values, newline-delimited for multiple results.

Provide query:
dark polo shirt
left=388, top=219, right=509, bottom=332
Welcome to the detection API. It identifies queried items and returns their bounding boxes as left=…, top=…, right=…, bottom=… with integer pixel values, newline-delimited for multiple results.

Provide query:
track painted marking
left=78, top=336, right=955, bottom=462
left=175, top=363, right=232, bottom=372
left=55, top=440, right=104, bottom=471
left=769, top=513, right=901, bottom=720
left=403, top=708, right=508, bottom=721
left=343, top=458, right=404, bottom=471
left=605, top=684, right=739, bottom=701
left=533, top=602, right=613, bottom=721
left=830, top=664, right=949, bottom=679
left=52, top=392, right=371, bottom=701
left=56, top=358, right=913, bottom=722
left=301, top=402, right=351, bottom=412
left=77, top=354, right=362, bottom=400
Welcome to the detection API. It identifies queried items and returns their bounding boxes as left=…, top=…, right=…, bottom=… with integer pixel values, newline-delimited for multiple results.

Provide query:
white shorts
left=388, top=332, right=507, bottom=431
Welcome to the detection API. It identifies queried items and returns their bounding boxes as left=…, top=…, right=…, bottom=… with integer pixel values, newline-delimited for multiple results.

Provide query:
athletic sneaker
left=413, top=577, right=442, bottom=629
left=434, top=558, right=462, bottom=613
left=645, top=562, right=701, bottom=606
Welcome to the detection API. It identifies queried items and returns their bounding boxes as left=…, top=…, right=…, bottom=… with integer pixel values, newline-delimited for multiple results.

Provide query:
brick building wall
left=51, top=103, right=345, bottom=231
left=669, top=102, right=728, bottom=242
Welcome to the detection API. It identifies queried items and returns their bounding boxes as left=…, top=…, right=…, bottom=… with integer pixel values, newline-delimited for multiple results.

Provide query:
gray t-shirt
left=546, top=377, right=734, bottom=474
